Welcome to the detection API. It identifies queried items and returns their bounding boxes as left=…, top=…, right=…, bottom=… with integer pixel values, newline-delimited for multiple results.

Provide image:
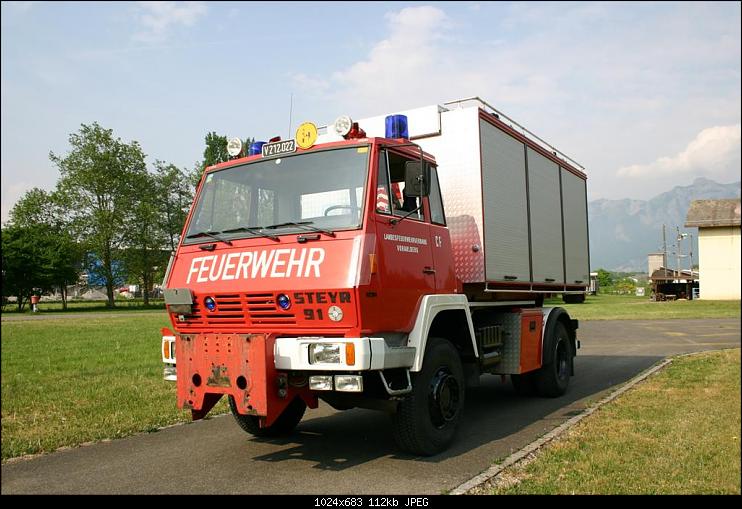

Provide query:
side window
left=376, top=151, right=392, bottom=214
left=428, top=166, right=446, bottom=225
left=388, top=151, right=424, bottom=221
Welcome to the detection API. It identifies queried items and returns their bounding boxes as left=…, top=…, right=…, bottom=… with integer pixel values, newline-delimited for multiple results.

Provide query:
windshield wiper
left=263, top=221, right=336, bottom=238
left=221, top=226, right=280, bottom=242
left=185, top=230, right=233, bottom=246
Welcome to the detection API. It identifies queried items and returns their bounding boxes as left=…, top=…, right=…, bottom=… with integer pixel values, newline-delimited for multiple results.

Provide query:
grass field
left=546, top=293, right=741, bottom=321
left=1, top=313, right=227, bottom=461
left=1, top=299, right=166, bottom=314
left=483, top=349, right=741, bottom=494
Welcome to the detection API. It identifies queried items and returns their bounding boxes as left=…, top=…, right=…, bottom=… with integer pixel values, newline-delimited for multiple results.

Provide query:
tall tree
left=121, top=170, right=169, bottom=305
left=190, top=132, right=229, bottom=188
left=7, top=188, right=84, bottom=309
left=154, top=161, right=193, bottom=252
left=1, top=224, right=59, bottom=311
left=50, top=122, right=147, bottom=308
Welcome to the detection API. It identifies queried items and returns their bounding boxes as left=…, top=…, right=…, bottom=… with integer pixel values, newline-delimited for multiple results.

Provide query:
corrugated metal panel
left=527, top=147, right=564, bottom=283
left=561, top=168, right=590, bottom=285
left=417, top=107, right=485, bottom=282
left=480, top=120, right=531, bottom=282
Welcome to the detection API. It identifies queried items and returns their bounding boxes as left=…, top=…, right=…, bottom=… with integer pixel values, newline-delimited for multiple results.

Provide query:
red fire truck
left=161, top=97, right=589, bottom=455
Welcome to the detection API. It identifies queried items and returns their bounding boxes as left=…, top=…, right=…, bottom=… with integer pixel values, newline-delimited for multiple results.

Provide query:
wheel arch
left=407, top=295, right=477, bottom=372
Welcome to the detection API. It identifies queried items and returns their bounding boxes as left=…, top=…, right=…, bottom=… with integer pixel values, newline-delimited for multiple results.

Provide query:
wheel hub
left=428, top=368, right=460, bottom=428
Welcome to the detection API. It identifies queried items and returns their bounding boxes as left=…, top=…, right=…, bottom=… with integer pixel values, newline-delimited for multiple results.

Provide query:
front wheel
left=228, top=395, right=306, bottom=437
left=392, top=337, right=465, bottom=456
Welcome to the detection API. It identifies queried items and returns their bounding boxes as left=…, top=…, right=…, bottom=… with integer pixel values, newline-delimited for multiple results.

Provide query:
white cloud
left=617, top=124, right=741, bottom=179
left=133, top=1, right=207, bottom=43
left=327, top=6, right=451, bottom=113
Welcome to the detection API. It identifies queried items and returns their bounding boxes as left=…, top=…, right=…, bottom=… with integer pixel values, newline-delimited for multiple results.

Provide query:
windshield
left=184, top=147, right=369, bottom=244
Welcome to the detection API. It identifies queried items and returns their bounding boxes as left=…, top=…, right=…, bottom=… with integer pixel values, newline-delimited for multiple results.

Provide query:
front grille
left=177, top=292, right=296, bottom=329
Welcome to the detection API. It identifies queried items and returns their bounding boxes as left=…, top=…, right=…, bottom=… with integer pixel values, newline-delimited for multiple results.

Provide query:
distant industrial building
left=647, top=252, right=667, bottom=278
left=684, top=199, right=741, bottom=300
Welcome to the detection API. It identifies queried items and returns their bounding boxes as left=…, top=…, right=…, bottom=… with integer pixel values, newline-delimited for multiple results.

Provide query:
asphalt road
left=2, top=318, right=739, bottom=495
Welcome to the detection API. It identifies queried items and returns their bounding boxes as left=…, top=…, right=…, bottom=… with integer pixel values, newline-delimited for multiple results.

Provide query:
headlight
left=309, top=375, right=333, bottom=391
left=309, top=343, right=342, bottom=364
left=335, top=375, right=363, bottom=393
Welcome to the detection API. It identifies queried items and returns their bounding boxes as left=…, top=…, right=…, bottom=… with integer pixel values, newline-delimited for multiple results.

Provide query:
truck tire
left=228, top=395, right=306, bottom=437
left=392, top=337, right=465, bottom=456
left=562, top=293, right=586, bottom=304
left=536, top=322, right=571, bottom=397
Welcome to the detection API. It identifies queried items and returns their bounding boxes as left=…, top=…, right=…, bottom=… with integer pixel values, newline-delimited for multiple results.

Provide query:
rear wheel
left=228, top=395, right=306, bottom=437
left=392, top=337, right=465, bottom=456
left=536, top=322, right=572, bottom=397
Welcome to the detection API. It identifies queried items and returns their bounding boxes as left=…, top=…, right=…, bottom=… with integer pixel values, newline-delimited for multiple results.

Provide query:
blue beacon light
left=385, top=114, right=409, bottom=139
left=248, top=141, right=266, bottom=155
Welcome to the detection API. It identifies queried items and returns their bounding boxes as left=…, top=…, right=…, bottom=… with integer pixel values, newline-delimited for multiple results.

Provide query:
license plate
left=262, top=139, right=296, bottom=158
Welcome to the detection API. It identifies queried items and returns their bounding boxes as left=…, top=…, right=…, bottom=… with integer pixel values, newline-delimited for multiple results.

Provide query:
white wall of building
left=698, top=226, right=741, bottom=300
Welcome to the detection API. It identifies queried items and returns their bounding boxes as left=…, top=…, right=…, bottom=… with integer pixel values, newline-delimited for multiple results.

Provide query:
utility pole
left=662, top=224, right=667, bottom=268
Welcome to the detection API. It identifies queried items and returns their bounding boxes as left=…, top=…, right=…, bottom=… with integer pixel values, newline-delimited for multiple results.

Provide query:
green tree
left=189, top=133, right=255, bottom=189
left=121, top=170, right=169, bottom=306
left=596, top=268, right=613, bottom=289
left=7, top=188, right=59, bottom=227
left=154, top=161, right=193, bottom=252
left=50, top=122, right=147, bottom=308
left=7, top=188, right=84, bottom=310
left=1, top=224, right=58, bottom=311
left=190, top=132, right=229, bottom=188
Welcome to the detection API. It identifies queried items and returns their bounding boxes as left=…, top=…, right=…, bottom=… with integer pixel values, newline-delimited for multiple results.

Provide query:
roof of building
left=650, top=267, right=699, bottom=281
left=684, top=199, right=741, bottom=228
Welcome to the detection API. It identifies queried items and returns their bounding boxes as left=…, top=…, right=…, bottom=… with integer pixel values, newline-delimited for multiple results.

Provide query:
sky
left=1, top=1, right=740, bottom=222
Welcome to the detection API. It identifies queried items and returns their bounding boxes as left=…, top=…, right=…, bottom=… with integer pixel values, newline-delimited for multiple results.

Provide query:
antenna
left=288, top=93, right=294, bottom=139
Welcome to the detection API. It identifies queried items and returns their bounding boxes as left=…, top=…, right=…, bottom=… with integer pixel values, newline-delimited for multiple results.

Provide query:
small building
left=650, top=267, right=699, bottom=301
left=684, top=199, right=741, bottom=300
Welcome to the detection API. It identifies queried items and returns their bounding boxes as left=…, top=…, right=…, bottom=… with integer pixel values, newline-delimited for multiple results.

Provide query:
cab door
left=373, top=149, right=436, bottom=330
left=427, top=165, right=457, bottom=293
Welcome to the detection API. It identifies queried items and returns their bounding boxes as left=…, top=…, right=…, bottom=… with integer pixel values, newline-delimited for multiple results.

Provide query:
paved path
left=2, top=318, right=739, bottom=494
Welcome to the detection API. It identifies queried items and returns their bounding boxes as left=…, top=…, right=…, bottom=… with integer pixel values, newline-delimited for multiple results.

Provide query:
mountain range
left=588, top=177, right=741, bottom=272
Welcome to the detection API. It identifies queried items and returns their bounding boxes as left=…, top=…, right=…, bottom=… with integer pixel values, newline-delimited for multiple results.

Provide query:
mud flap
left=176, top=333, right=316, bottom=427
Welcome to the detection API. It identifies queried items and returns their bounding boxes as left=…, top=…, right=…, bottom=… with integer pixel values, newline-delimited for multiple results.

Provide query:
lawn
left=546, top=293, right=741, bottom=321
left=1, top=313, right=227, bottom=461
left=483, top=349, right=741, bottom=494
left=2, top=298, right=166, bottom=314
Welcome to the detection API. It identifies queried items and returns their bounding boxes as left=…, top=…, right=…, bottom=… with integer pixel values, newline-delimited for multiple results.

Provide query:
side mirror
left=404, top=161, right=430, bottom=197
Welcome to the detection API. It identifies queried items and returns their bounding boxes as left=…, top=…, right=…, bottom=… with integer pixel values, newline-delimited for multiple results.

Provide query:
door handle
left=423, top=267, right=436, bottom=274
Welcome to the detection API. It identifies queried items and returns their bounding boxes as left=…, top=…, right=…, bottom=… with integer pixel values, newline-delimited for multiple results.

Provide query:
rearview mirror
left=404, top=161, right=430, bottom=197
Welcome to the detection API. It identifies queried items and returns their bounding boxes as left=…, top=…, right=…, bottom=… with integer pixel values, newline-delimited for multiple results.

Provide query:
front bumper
left=274, top=337, right=415, bottom=371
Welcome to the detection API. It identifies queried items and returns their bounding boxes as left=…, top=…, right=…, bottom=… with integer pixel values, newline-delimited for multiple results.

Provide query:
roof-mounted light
left=385, top=114, right=409, bottom=139
left=227, top=137, right=242, bottom=157
left=346, top=122, right=366, bottom=139
left=248, top=141, right=266, bottom=156
left=333, top=115, right=353, bottom=137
